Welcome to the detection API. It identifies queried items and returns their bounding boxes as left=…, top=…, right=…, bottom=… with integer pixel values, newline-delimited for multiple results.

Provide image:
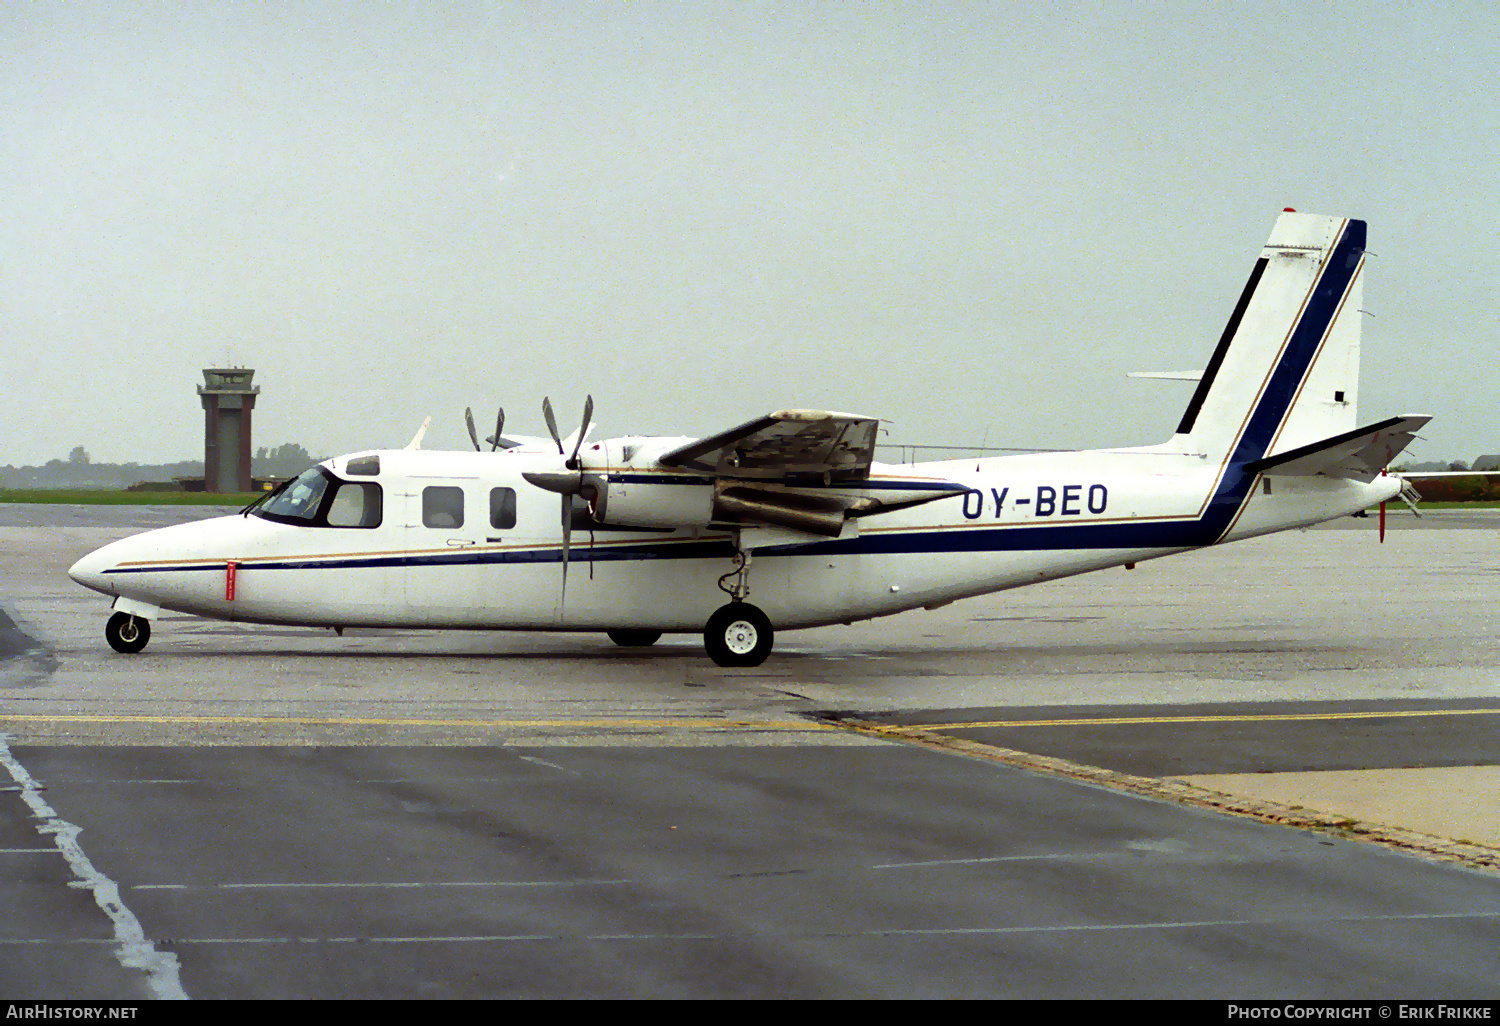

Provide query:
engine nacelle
left=589, top=438, right=717, bottom=529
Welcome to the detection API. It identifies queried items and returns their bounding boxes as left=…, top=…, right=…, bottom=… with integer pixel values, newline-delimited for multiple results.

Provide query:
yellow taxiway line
left=0, top=713, right=836, bottom=731
left=916, top=707, right=1500, bottom=732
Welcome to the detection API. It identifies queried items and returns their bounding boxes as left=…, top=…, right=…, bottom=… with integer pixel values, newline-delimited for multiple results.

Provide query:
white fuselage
left=68, top=443, right=1398, bottom=635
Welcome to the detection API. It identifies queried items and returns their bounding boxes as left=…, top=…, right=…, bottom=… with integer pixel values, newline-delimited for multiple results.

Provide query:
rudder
left=1169, top=211, right=1366, bottom=467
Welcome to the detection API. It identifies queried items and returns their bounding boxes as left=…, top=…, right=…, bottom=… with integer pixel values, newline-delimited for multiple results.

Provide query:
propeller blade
left=521, top=470, right=584, bottom=495
left=542, top=395, right=597, bottom=608
left=559, top=496, right=572, bottom=607
left=491, top=407, right=505, bottom=451
left=465, top=407, right=481, bottom=451
left=542, top=398, right=563, bottom=454
left=569, top=395, right=594, bottom=468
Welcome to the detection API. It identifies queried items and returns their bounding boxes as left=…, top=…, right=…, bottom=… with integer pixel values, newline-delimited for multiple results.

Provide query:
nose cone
left=69, top=546, right=116, bottom=595
left=68, top=514, right=255, bottom=607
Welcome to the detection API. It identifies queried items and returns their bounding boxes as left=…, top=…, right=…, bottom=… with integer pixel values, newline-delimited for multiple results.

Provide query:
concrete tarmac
left=2, top=503, right=1498, bottom=998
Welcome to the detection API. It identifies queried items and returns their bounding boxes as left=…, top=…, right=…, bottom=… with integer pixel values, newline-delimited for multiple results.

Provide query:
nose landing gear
left=105, top=612, right=151, bottom=654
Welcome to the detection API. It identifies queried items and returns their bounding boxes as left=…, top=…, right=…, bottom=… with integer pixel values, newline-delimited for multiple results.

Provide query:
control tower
left=198, top=368, right=260, bottom=493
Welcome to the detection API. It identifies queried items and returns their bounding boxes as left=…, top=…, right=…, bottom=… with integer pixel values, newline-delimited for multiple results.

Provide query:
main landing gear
left=704, top=602, right=773, bottom=667
left=105, top=612, right=150, bottom=654
left=704, top=545, right=775, bottom=668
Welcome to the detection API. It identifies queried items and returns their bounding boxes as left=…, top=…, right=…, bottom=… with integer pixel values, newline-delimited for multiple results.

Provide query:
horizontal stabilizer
left=490, top=433, right=550, bottom=450
left=1244, top=415, right=1431, bottom=482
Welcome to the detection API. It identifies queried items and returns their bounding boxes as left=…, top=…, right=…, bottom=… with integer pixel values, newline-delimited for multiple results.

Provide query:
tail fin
left=1169, top=211, right=1366, bottom=467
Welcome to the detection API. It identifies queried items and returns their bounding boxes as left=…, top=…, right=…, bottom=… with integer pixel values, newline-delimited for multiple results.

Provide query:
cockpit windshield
left=248, top=467, right=383, bottom=529
left=258, top=467, right=328, bottom=521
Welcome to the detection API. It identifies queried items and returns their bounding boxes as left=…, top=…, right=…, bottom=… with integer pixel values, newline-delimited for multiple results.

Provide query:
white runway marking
left=134, top=878, right=632, bottom=890
left=517, top=755, right=580, bottom=775
left=871, top=855, right=1080, bottom=869
left=86, top=909, right=1500, bottom=947
left=0, top=735, right=188, bottom=1000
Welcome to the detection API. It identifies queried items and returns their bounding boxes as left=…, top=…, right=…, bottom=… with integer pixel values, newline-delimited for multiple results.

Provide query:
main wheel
left=607, top=629, right=662, bottom=648
left=704, top=602, right=773, bottom=668
left=105, top=612, right=151, bottom=654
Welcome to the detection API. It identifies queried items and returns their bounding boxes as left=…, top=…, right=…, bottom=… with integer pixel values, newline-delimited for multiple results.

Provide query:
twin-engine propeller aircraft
left=70, top=210, right=1430, bottom=667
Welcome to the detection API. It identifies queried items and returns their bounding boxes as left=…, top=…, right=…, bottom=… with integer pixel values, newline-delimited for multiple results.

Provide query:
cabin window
left=423, top=486, right=465, bottom=528
left=325, top=482, right=383, bottom=528
left=489, top=487, right=517, bottom=530
left=345, top=455, right=380, bottom=476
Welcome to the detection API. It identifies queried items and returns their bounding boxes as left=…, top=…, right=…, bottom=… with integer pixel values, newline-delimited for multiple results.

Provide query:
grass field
left=0, top=489, right=261, bottom=506
left=1410, top=500, right=1500, bottom=509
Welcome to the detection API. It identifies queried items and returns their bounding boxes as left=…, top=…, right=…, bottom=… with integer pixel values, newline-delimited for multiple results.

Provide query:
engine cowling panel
left=587, top=438, right=716, bottom=529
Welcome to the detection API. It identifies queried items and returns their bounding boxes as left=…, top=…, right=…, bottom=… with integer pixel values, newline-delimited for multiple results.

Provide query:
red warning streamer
left=226, top=560, right=237, bottom=601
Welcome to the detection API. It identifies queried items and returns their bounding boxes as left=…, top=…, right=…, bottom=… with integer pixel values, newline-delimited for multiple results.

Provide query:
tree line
left=0, top=443, right=323, bottom=490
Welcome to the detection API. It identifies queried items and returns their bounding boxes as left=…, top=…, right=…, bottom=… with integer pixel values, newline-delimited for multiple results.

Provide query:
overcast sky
left=3, top=1, right=1496, bottom=467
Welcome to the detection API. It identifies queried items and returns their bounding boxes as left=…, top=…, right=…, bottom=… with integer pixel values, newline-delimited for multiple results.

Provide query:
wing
left=645, top=410, right=964, bottom=538
left=1245, top=415, right=1431, bottom=482
left=658, top=409, right=879, bottom=483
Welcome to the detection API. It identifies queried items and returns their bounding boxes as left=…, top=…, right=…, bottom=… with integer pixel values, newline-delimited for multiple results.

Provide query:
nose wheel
left=105, top=612, right=151, bottom=654
left=704, top=602, right=773, bottom=667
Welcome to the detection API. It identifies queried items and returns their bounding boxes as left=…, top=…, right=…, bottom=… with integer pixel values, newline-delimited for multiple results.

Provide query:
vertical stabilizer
left=1169, top=212, right=1366, bottom=466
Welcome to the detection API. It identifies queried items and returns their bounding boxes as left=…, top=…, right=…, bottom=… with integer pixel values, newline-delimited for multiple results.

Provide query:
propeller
left=465, top=407, right=506, bottom=451
left=529, top=396, right=596, bottom=605
left=489, top=407, right=505, bottom=450
left=542, top=395, right=593, bottom=466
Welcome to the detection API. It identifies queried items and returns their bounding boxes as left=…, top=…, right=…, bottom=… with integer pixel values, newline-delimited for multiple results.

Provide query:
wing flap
left=651, top=410, right=973, bottom=537
left=659, top=409, right=879, bottom=482
left=1245, top=415, right=1431, bottom=482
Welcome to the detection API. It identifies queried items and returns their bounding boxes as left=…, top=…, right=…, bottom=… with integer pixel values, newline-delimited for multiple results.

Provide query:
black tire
left=703, top=602, right=773, bottom=668
left=607, top=629, right=662, bottom=648
left=105, top=612, right=150, bottom=654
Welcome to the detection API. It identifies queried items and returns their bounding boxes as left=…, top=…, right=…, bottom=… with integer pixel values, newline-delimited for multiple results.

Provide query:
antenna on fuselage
left=404, top=417, right=432, bottom=451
